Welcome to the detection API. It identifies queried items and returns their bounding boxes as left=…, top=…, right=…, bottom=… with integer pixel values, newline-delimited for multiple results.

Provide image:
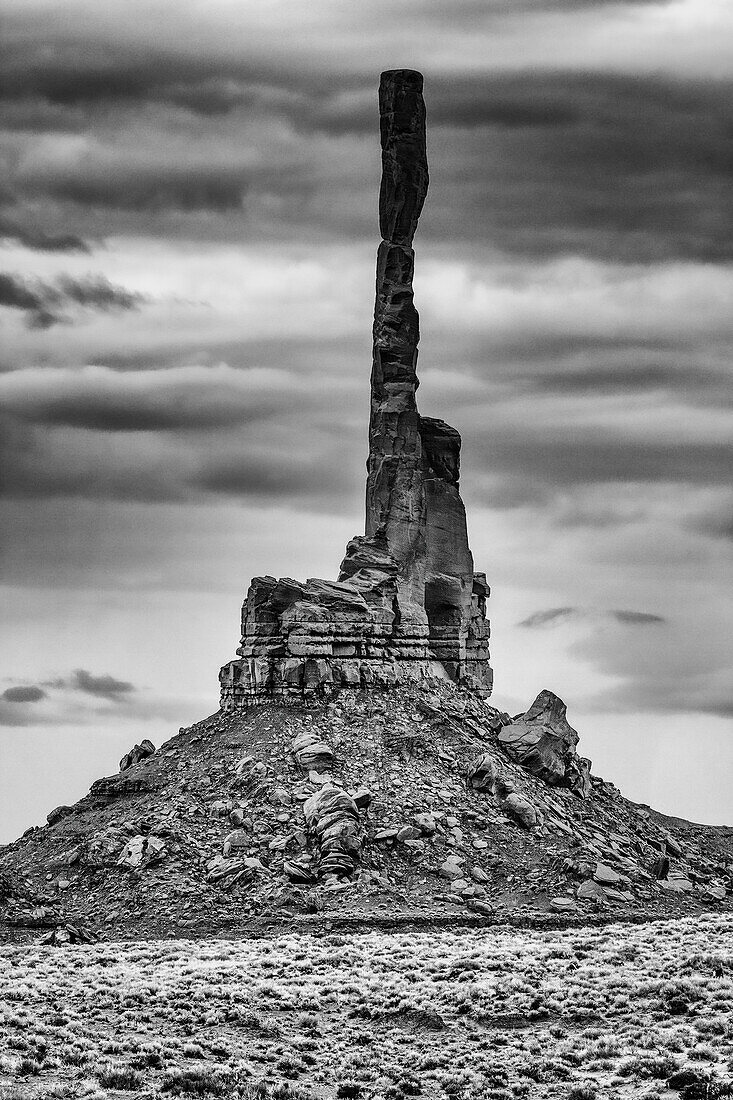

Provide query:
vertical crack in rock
left=219, top=70, right=492, bottom=705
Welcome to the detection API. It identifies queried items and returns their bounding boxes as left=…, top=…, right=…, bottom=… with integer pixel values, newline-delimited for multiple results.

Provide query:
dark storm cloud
left=611, top=610, right=665, bottom=625
left=691, top=514, right=733, bottom=542
left=0, top=0, right=672, bottom=116
left=0, top=364, right=341, bottom=433
left=425, top=74, right=733, bottom=261
left=512, top=611, right=576, bottom=629
left=71, top=669, right=135, bottom=700
left=0, top=53, right=313, bottom=120
left=0, top=272, right=143, bottom=327
left=0, top=703, right=37, bottom=727
left=2, top=685, right=46, bottom=703
left=41, top=670, right=136, bottom=700
left=47, top=171, right=250, bottom=214
left=0, top=670, right=136, bottom=726
left=193, top=453, right=349, bottom=500
left=469, top=433, right=733, bottom=503
left=328, top=72, right=733, bottom=260
left=519, top=607, right=577, bottom=628
left=0, top=361, right=362, bottom=506
left=524, top=364, right=733, bottom=401
left=519, top=607, right=666, bottom=628
left=0, top=358, right=729, bottom=511
left=0, top=217, right=90, bottom=253
left=2, top=48, right=732, bottom=259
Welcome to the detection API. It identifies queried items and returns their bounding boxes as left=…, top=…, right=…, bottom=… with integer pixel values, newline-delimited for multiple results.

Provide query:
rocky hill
left=1, top=682, right=730, bottom=943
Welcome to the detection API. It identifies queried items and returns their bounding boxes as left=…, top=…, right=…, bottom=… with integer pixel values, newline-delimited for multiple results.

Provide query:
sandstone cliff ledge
left=220, top=70, right=492, bottom=706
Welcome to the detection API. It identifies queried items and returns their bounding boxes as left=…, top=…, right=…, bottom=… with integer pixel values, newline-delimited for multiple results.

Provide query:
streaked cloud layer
left=1, top=0, right=731, bottom=838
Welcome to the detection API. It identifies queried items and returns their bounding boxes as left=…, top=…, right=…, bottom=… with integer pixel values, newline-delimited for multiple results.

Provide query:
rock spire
left=219, top=70, right=492, bottom=705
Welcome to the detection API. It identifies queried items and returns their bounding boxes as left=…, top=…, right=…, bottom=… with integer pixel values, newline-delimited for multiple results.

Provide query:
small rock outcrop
left=303, top=785, right=362, bottom=880
left=499, top=691, right=592, bottom=797
left=219, top=70, right=492, bottom=707
left=119, top=739, right=155, bottom=772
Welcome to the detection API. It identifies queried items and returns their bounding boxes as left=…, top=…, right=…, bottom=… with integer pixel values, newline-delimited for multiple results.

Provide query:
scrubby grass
left=0, top=915, right=732, bottom=1098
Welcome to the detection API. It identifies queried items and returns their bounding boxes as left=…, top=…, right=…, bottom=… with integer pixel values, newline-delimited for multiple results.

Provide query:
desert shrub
left=182, top=1043, right=206, bottom=1059
left=130, top=1048, right=164, bottom=1068
left=336, top=1084, right=362, bottom=1099
left=267, top=1085, right=316, bottom=1100
left=689, top=1044, right=717, bottom=1061
left=618, top=1053, right=678, bottom=1079
left=96, top=1062, right=145, bottom=1090
left=591, top=1035, right=620, bottom=1061
left=297, top=1012, right=319, bottom=1032
left=64, top=1048, right=91, bottom=1066
left=162, top=1066, right=232, bottom=1096
left=17, top=1057, right=43, bottom=1076
left=695, top=1016, right=729, bottom=1037
left=276, top=1054, right=307, bottom=1078
left=685, top=953, right=732, bottom=977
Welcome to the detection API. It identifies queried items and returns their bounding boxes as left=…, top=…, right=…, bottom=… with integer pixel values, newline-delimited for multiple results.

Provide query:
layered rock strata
left=219, top=70, right=492, bottom=706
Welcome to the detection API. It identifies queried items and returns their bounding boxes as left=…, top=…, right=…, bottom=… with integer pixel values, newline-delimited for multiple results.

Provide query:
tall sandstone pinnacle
left=365, top=70, right=485, bottom=682
left=219, top=70, right=492, bottom=705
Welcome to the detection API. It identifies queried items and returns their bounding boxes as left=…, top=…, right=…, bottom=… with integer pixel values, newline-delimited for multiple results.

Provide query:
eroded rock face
left=219, top=71, right=492, bottom=706
left=499, top=690, right=592, bottom=797
left=119, top=740, right=155, bottom=772
left=303, top=785, right=362, bottom=879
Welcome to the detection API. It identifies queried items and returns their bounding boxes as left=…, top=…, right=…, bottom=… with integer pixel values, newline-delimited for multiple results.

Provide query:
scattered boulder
left=501, top=792, right=539, bottom=829
left=414, top=812, right=436, bottom=835
left=550, top=897, right=578, bottom=912
left=439, top=856, right=464, bottom=879
left=661, top=872, right=694, bottom=893
left=303, top=785, right=362, bottom=878
left=222, top=830, right=249, bottom=857
left=40, top=923, right=99, bottom=946
left=119, top=739, right=155, bottom=772
left=565, top=755, right=592, bottom=799
left=117, top=834, right=167, bottom=870
left=594, top=862, right=622, bottom=885
left=467, top=754, right=499, bottom=793
left=499, top=691, right=591, bottom=796
left=208, top=800, right=229, bottom=818
left=577, top=879, right=606, bottom=903
left=84, top=828, right=127, bottom=867
left=467, top=899, right=494, bottom=917
left=46, top=805, right=74, bottom=827
left=292, top=731, right=335, bottom=772
left=206, top=856, right=258, bottom=887
left=284, top=858, right=316, bottom=885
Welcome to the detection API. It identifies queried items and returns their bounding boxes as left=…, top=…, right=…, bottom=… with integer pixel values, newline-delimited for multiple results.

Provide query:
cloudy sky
left=1, top=0, right=732, bottom=840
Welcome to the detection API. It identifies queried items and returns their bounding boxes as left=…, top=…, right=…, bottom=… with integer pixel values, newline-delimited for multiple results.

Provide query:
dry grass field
left=1, top=915, right=732, bottom=1100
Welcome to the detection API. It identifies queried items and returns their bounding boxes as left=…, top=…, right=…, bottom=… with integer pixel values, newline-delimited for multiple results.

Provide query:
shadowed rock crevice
left=219, top=70, right=491, bottom=706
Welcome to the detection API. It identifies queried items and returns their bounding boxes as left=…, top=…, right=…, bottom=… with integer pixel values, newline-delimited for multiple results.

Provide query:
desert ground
left=1, top=915, right=732, bottom=1100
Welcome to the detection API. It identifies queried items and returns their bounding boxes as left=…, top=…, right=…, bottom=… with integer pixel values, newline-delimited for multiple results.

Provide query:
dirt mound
left=1, top=682, right=731, bottom=942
